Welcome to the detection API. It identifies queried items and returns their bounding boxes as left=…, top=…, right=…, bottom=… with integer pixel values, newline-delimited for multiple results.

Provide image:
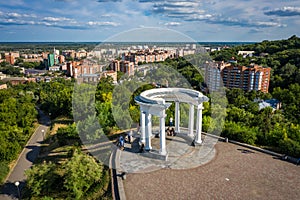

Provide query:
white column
left=195, top=104, right=203, bottom=144
left=140, top=111, right=145, bottom=143
left=145, top=113, right=152, bottom=151
left=148, top=114, right=152, bottom=137
left=159, top=110, right=167, bottom=155
left=175, top=101, right=180, bottom=133
left=188, top=104, right=194, bottom=137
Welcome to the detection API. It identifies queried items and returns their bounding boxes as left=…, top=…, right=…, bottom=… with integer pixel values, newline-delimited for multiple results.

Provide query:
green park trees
left=39, top=80, right=73, bottom=119
left=221, top=87, right=300, bottom=157
left=272, top=83, right=300, bottom=124
left=0, top=78, right=74, bottom=184
left=25, top=149, right=108, bottom=199
left=63, top=149, right=104, bottom=199
left=0, top=88, right=37, bottom=183
left=0, top=61, right=21, bottom=76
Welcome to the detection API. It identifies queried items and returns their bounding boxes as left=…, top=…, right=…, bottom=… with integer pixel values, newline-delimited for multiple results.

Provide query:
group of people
left=117, top=121, right=177, bottom=151
left=117, top=131, right=133, bottom=150
left=166, top=127, right=176, bottom=136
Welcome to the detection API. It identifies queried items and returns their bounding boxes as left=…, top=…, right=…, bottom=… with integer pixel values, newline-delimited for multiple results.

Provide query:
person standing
left=127, top=130, right=133, bottom=144
left=169, top=117, right=173, bottom=127
left=119, top=136, right=124, bottom=150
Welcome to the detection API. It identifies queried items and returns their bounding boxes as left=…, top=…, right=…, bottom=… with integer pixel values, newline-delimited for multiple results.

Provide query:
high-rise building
left=4, top=52, right=20, bottom=65
left=205, top=62, right=271, bottom=93
left=58, top=55, right=65, bottom=64
left=47, top=54, right=55, bottom=68
left=205, top=61, right=230, bottom=91
left=5, top=54, right=15, bottom=65
left=54, top=47, right=59, bottom=64
left=110, top=60, right=120, bottom=71
left=120, top=60, right=134, bottom=76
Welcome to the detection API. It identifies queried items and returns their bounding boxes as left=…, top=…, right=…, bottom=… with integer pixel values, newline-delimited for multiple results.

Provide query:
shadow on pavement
left=237, top=148, right=255, bottom=154
left=36, top=107, right=51, bottom=126
left=25, top=145, right=41, bottom=163
left=0, top=180, right=25, bottom=199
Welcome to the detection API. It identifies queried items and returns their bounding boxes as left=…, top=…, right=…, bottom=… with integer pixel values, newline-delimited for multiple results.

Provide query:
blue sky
left=0, top=0, right=299, bottom=42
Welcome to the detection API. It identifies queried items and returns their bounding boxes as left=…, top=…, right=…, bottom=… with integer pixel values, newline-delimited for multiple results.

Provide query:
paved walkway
left=119, top=131, right=218, bottom=173
left=0, top=109, right=50, bottom=200
left=123, top=141, right=300, bottom=200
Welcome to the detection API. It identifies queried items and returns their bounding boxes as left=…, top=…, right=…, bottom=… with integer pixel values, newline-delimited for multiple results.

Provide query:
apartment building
left=205, top=61, right=271, bottom=93
left=121, top=49, right=174, bottom=65
left=109, top=60, right=135, bottom=76
left=120, top=60, right=134, bottom=76
left=4, top=52, right=20, bottom=65
left=205, top=61, right=229, bottom=91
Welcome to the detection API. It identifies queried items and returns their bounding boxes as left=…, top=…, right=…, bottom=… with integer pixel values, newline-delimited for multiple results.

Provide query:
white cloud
left=43, top=17, right=72, bottom=22
left=23, top=14, right=37, bottom=18
left=87, top=21, right=119, bottom=26
left=7, top=12, right=22, bottom=18
left=0, top=18, right=36, bottom=25
left=37, top=21, right=52, bottom=26
left=164, top=22, right=181, bottom=26
left=0, top=0, right=298, bottom=41
left=264, top=6, right=300, bottom=16
left=185, top=14, right=213, bottom=21
left=101, top=14, right=115, bottom=17
left=0, top=11, right=37, bottom=19
left=206, top=16, right=285, bottom=28
left=152, top=0, right=206, bottom=19
left=254, top=21, right=284, bottom=27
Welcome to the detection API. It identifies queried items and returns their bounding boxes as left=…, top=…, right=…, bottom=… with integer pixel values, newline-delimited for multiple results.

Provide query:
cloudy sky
left=0, top=0, right=299, bottom=42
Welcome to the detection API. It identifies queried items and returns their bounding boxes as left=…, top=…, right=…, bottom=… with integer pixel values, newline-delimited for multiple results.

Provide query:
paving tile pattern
left=123, top=142, right=300, bottom=200
left=119, top=134, right=217, bottom=173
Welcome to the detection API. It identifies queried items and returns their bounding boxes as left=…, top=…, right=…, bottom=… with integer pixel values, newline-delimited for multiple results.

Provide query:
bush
left=0, top=162, right=9, bottom=184
left=25, top=150, right=110, bottom=199
left=279, top=138, right=300, bottom=158
left=222, top=121, right=257, bottom=145
left=56, top=123, right=79, bottom=145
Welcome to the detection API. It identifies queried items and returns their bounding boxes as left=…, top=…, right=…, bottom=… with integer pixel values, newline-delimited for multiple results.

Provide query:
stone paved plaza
left=119, top=133, right=217, bottom=173
left=121, top=140, right=300, bottom=200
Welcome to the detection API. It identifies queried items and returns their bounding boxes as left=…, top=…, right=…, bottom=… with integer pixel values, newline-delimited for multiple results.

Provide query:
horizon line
left=0, top=41, right=257, bottom=43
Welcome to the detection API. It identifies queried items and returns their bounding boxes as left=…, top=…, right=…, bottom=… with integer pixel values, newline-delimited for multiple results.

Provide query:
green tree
left=56, top=123, right=79, bottom=145
left=202, top=115, right=215, bottom=133
left=26, top=161, right=58, bottom=196
left=222, top=121, right=257, bottom=145
left=77, top=114, right=103, bottom=141
left=63, top=150, right=103, bottom=199
left=279, top=138, right=300, bottom=157
left=226, top=106, right=254, bottom=126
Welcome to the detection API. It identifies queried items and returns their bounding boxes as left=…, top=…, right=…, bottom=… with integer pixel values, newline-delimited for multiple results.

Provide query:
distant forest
left=0, top=41, right=250, bottom=54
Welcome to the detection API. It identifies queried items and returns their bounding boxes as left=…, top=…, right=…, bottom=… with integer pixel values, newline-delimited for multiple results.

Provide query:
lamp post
left=15, top=181, right=21, bottom=199
left=41, top=129, right=45, bottom=140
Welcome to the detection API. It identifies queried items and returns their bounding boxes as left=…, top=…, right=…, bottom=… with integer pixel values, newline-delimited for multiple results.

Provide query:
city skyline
left=0, top=0, right=299, bottom=42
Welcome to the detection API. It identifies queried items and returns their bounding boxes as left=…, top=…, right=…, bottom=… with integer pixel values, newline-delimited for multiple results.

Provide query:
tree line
left=0, top=86, right=37, bottom=183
